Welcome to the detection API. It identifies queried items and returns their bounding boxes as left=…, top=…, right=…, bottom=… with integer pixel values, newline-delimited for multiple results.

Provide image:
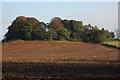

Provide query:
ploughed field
left=2, top=41, right=119, bottom=79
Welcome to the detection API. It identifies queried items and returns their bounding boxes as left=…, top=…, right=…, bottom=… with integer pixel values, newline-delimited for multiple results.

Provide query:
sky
left=1, top=0, right=119, bottom=2
left=1, top=2, right=118, bottom=40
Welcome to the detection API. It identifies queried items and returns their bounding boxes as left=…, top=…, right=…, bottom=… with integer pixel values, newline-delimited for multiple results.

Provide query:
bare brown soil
left=2, top=41, right=119, bottom=79
left=2, top=62, right=119, bottom=79
left=2, top=41, right=119, bottom=63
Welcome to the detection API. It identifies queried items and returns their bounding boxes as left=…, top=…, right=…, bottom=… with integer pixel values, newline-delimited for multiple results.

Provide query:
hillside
left=2, top=41, right=119, bottom=79
left=2, top=41, right=118, bottom=63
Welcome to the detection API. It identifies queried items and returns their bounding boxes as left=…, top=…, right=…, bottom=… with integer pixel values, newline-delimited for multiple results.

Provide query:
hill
left=2, top=41, right=119, bottom=79
left=2, top=40, right=118, bottom=63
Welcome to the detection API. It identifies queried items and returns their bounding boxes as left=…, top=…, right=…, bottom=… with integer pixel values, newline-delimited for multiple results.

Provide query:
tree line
left=2, top=16, right=115, bottom=43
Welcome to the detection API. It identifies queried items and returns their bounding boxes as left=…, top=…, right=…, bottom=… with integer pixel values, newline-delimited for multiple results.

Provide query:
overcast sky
left=1, top=2, right=118, bottom=40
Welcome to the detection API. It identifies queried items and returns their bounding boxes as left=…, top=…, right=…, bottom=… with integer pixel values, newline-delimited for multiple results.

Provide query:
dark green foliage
left=47, top=17, right=65, bottom=40
left=62, top=20, right=85, bottom=41
left=20, top=25, right=32, bottom=40
left=31, top=22, right=47, bottom=40
left=3, top=16, right=115, bottom=43
left=5, top=17, right=32, bottom=41
left=61, top=20, right=72, bottom=33
left=81, top=25, right=99, bottom=42
left=95, top=28, right=114, bottom=43
left=57, top=28, right=70, bottom=40
left=45, top=28, right=58, bottom=41
left=81, top=26, right=115, bottom=43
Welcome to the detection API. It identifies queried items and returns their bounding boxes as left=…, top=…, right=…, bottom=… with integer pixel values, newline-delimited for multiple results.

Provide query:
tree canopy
left=2, top=16, right=115, bottom=43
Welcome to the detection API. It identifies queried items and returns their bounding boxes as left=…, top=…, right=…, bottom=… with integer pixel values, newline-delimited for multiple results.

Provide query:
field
left=2, top=41, right=120, bottom=79
left=103, top=41, right=120, bottom=48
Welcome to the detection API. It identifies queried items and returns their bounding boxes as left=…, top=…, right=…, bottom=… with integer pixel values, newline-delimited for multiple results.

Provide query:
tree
left=62, top=20, right=72, bottom=33
left=4, top=16, right=41, bottom=41
left=95, top=28, right=114, bottom=43
left=89, top=26, right=99, bottom=42
left=49, top=17, right=64, bottom=30
left=47, top=28, right=58, bottom=41
left=111, top=31, right=115, bottom=39
left=5, top=16, right=32, bottom=40
left=62, top=19, right=85, bottom=41
left=31, top=22, right=47, bottom=40
left=57, top=28, right=70, bottom=40
left=81, top=24, right=91, bottom=42
left=81, top=25, right=114, bottom=43
left=115, top=29, right=120, bottom=39
left=27, top=17, right=40, bottom=27
left=20, top=22, right=32, bottom=40
left=47, top=17, right=64, bottom=40
left=3, top=16, right=115, bottom=43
